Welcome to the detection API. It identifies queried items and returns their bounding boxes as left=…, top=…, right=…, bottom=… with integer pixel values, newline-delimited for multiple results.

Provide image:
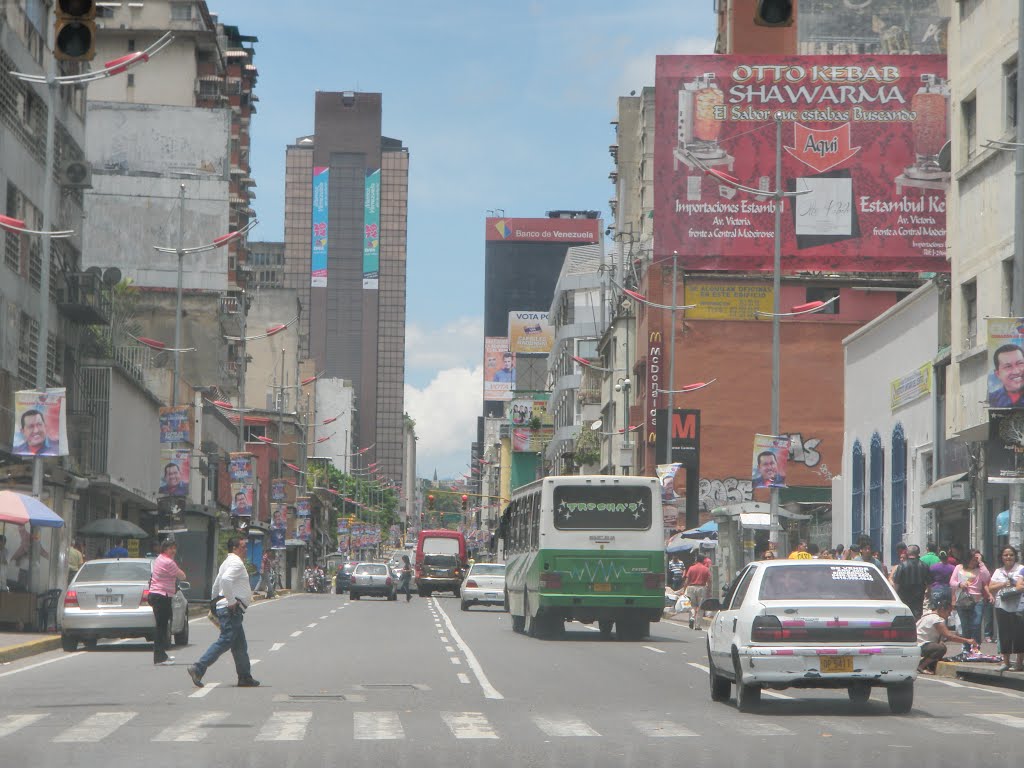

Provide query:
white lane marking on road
left=0, top=713, right=48, bottom=738
left=450, top=656, right=462, bottom=665
left=532, top=716, right=600, bottom=737
left=741, top=722, right=794, bottom=736
left=445, top=645, right=455, bottom=653
left=270, top=643, right=285, bottom=652
left=642, top=645, right=666, bottom=654
left=354, top=711, right=404, bottom=740
left=188, top=682, right=220, bottom=698
left=54, top=712, right=136, bottom=743
left=457, top=673, right=470, bottom=684
left=922, top=678, right=965, bottom=688
left=761, top=690, right=793, bottom=700
left=919, top=677, right=1024, bottom=698
left=634, top=720, right=698, bottom=738
left=319, top=615, right=328, bottom=619
left=818, top=719, right=886, bottom=735
left=440, top=636, right=449, bottom=642
left=256, top=711, right=312, bottom=741
left=917, top=718, right=992, bottom=735
left=0, top=652, right=82, bottom=679
left=251, top=659, right=261, bottom=666
left=330, top=609, right=337, bottom=614
left=290, top=631, right=302, bottom=637
left=307, top=623, right=318, bottom=628
left=153, top=711, right=228, bottom=742
left=433, top=598, right=503, bottom=700
left=973, top=713, right=1024, bottom=728
left=688, top=662, right=709, bottom=673
left=441, top=711, right=498, bottom=739
left=581, top=625, right=599, bottom=632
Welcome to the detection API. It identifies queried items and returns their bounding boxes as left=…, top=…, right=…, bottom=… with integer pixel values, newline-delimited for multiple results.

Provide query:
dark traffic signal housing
left=754, top=0, right=793, bottom=27
left=55, top=0, right=97, bottom=62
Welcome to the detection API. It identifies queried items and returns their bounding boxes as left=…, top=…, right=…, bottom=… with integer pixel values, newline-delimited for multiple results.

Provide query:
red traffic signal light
left=55, top=0, right=97, bottom=62
left=461, top=494, right=469, bottom=512
left=427, top=494, right=435, bottom=511
left=754, top=0, right=793, bottom=27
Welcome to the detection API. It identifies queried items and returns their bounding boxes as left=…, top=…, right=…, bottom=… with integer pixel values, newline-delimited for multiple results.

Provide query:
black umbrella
left=78, top=517, right=149, bottom=539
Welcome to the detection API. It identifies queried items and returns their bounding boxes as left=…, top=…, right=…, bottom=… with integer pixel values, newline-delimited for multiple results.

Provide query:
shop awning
left=921, top=473, right=969, bottom=508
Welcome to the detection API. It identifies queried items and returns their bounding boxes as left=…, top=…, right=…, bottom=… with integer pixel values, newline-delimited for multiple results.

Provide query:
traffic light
left=427, top=494, right=435, bottom=511
left=54, top=0, right=97, bottom=62
left=461, top=494, right=469, bottom=512
left=753, top=0, right=793, bottom=26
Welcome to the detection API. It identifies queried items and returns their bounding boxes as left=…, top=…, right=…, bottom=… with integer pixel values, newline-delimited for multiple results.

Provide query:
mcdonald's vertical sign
left=646, top=329, right=664, bottom=436
left=655, top=408, right=701, bottom=469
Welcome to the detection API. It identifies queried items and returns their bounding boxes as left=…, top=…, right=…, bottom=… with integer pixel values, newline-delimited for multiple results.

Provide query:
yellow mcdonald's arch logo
left=649, top=331, right=662, bottom=343
left=647, top=431, right=657, bottom=443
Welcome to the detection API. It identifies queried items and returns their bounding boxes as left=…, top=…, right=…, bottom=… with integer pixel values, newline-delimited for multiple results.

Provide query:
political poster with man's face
left=752, top=434, right=790, bottom=489
left=988, top=318, right=1024, bottom=408
left=159, top=449, right=191, bottom=497
left=231, top=483, right=254, bottom=517
left=13, top=388, right=67, bottom=457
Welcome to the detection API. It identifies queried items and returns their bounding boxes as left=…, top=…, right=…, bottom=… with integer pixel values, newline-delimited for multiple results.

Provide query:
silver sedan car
left=460, top=562, right=506, bottom=611
left=58, top=558, right=191, bottom=652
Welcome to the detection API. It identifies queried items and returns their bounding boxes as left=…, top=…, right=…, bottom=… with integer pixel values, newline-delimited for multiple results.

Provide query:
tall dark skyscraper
left=283, top=92, right=408, bottom=485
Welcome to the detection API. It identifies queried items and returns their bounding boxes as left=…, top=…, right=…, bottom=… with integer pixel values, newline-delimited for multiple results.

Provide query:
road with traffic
left=0, top=592, right=1019, bottom=766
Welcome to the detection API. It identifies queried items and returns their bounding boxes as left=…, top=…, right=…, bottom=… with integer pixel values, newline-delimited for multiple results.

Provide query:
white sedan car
left=460, top=562, right=506, bottom=611
left=704, top=559, right=919, bottom=713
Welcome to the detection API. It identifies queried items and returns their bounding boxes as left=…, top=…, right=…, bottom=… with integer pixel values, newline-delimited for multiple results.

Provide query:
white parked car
left=460, top=563, right=506, bottom=611
left=704, top=559, right=919, bottom=713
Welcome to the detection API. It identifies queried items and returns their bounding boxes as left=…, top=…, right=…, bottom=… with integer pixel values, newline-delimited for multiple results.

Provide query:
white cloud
left=405, top=365, right=483, bottom=478
left=406, top=316, right=483, bottom=374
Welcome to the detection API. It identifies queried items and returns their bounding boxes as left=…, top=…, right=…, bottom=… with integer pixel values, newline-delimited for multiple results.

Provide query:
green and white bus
left=496, top=474, right=665, bottom=640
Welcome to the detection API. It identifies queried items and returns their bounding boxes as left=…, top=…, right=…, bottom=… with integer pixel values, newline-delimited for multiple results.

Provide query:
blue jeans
left=194, top=607, right=250, bottom=679
left=957, top=598, right=984, bottom=650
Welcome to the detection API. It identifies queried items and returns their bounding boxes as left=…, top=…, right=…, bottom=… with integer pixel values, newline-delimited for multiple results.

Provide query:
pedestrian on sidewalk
left=149, top=538, right=185, bottom=665
left=987, top=545, right=1024, bottom=672
left=66, top=539, right=84, bottom=584
left=668, top=556, right=684, bottom=590
left=950, top=548, right=990, bottom=653
left=917, top=597, right=976, bottom=674
left=187, top=536, right=259, bottom=688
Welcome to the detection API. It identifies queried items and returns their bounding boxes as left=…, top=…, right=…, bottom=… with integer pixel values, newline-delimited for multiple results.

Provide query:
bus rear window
left=552, top=485, right=653, bottom=530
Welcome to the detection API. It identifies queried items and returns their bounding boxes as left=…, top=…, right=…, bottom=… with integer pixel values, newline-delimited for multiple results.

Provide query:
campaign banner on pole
left=752, top=434, right=791, bottom=489
left=508, top=311, right=555, bottom=354
left=311, top=166, right=329, bottom=287
left=297, top=517, right=312, bottom=542
left=296, top=497, right=311, bottom=518
left=988, top=413, right=1024, bottom=483
left=156, top=496, right=187, bottom=534
left=230, top=484, right=253, bottom=517
left=12, top=388, right=67, bottom=457
left=987, top=318, right=1024, bottom=408
left=229, top=453, right=254, bottom=482
left=363, top=168, right=381, bottom=289
left=159, top=405, right=193, bottom=444
left=270, top=478, right=286, bottom=502
left=655, top=55, right=949, bottom=273
left=657, top=462, right=684, bottom=504
left=484, top=336, right=514, bottom=401
left=158, top=449, right=191, bottom=497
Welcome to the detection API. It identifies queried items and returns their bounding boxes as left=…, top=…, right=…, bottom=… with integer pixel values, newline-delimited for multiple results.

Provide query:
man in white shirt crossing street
left=187, top=536, right=259, bottom=688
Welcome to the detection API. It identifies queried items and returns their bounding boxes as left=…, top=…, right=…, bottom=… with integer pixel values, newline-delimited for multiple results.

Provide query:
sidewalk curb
left=937, top=661, right=1024, bottom=692
left=0, top=636, right=62, bottom=664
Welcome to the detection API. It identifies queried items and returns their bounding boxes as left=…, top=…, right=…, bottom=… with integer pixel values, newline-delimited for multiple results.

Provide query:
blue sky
left=236, top=1, right=716, bottom=478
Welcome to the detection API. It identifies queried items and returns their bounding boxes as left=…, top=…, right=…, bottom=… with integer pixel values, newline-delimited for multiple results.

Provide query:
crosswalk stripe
left=189, top=682, right=220, bottom=698
left=153, top=711, right=229, bottom=742
left=354, top=711, right=404, bottom=740
left=256, top=711, right=312, bottom=741
left=633, top=720, right=698, bottom=738
left=533, top=716, right=600, bottom=737
left=270, top=643, right=285, bottom=652
left=818, top=719, right=886, bottom=736
left=973, top=713, right=1024, bottom=728
left=54, top=712, right=136, bottom=743
left=307, top=623, right=317, bottom=628
left=290, top=631, right=302, bottom=637
left=0, top=714, right=48, bottom=739
left=441, top=711, right=498, bottom=739
left=740, top=721, right=793, bottom=736
left=918, top=718, right=992, bottom=735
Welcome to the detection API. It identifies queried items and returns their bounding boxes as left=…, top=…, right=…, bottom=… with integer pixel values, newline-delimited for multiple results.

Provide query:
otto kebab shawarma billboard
left=655, top=55, right=949, bottom=273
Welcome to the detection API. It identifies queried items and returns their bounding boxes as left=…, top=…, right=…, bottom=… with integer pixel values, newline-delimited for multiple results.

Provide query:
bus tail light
left=643, top=573, right=664, bottom=590
left=539, top=571, right=562, bottom=589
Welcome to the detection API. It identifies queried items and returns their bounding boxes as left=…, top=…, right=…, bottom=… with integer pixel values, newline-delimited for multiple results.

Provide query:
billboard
left=12, top=388, right=67, bottom=457
left=484, top=336, right=514, bottom=402
left=159, top=405, right=193, bottom=444
left=683, top=282, right=774, bottom=320
left=655, top=55, right=949, bottom=273
left=890, top=363, right=932, bottom=411
left=987, top=318, right=1024, bottom=408
left=485, top=217, right=601, bottom=243
left=311, top=166, right=329, bottom=287
left=363, top=168, right=381, bottom=290
left=988, top=413, right=1024, bottom=484
left=508, top=311, right=555, bottom=354
left=752, top=434, right=791, bottom=489
left=158, top=449, right=191, bottom=497
left=655, top=409, right=701, bottom=469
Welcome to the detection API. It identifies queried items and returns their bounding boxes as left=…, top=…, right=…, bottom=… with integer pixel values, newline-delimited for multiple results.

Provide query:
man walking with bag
left=187, top=537, right=260, bottom=688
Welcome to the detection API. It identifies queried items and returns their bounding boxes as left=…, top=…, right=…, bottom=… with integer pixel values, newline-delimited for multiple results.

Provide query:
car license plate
left=97, top=595, right=122, bottom=607
left=593, top=583, right=612, bottom=592
left=819, top=656, right=853, bottom=673
left=485, top=592, right=499, bottom=600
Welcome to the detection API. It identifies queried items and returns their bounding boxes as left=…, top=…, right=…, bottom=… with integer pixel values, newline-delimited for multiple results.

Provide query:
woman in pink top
left=149, top=538, right=185, bottom=665
left=950, top=548, right=990, bottom=652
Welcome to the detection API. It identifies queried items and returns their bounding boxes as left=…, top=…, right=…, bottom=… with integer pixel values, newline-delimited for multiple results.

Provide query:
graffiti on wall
left=787, top=434, right=822, bottom=468
left=699, top=478, right=753, bottom=512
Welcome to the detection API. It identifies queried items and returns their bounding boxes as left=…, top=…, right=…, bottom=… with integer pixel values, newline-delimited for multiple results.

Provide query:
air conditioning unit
left=60, top=160, right=93, bottom=189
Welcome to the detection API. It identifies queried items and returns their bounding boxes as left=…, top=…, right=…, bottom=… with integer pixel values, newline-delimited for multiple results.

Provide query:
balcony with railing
left=577, top=364, right=603, bottom=405
left=58, top=272, right=111, bottom=325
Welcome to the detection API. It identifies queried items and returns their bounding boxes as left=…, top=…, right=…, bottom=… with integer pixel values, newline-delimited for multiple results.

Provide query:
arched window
left=869, top=432, right=884, bottom=554
left=851, top=440, right=864, bottom=544
left=890, top=424, right=907, bottom=564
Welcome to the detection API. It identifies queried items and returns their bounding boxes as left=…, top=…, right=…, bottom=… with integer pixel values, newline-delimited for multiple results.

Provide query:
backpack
left=895, top=558, right=927, bottom=590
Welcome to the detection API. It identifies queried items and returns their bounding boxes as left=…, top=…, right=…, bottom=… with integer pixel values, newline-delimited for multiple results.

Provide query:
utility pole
left=770, top=116, right=783, bottom=546
left=237, top=288, right=247, bottom=450
left=172, top=184, right=186, bottom=406
left=1010, top=0, right=1024, bottom=552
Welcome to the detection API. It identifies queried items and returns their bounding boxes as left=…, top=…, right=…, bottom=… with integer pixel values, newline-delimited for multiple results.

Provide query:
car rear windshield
left=358, top=564, right=387, bottom=575
left=76, top=562, right=153, bottom=583
left=758, top=564, right=894, bottom=601
left=423, top=554, right=458, bottom=567
left=470, top=564, right=506, bottom=576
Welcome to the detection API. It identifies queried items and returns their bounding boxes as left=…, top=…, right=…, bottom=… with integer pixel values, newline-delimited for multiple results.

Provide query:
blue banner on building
left=311, top=166, right=329, bottom=287
left=363, top=168, right=380, bottom=289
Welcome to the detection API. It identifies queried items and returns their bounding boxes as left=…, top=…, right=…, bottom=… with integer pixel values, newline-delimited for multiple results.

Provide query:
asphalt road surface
left=0, top=592, right=1019, bottom=767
